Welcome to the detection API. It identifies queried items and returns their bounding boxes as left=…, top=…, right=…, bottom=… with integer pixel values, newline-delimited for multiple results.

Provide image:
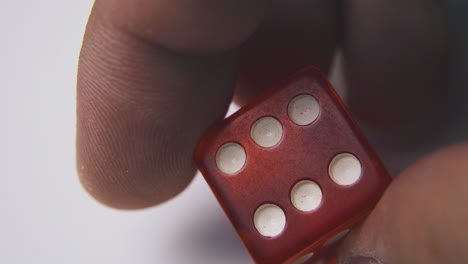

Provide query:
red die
left=193, top=67, right=391, bottom=264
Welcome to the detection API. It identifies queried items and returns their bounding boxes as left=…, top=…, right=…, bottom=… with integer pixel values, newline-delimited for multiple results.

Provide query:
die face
left=194, top=67, right=391, bottom=263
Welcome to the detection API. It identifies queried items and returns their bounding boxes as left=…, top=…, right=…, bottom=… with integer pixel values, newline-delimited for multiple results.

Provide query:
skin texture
left=77, top=0, right=467, bottom=263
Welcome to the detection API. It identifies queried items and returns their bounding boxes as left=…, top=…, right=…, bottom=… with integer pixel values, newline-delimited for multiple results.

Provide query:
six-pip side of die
left=194, top=67, right=392, bottom=264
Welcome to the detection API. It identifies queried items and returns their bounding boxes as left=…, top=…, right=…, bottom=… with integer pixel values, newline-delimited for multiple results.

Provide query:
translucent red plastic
left=194, top=67, right=392, bottom=264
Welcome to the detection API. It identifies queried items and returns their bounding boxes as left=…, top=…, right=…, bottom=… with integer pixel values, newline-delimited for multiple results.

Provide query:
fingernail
left=345, top=256, right=380, bottom=264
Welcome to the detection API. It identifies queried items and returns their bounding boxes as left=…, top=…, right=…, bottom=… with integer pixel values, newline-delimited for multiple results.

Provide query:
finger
left=77, top=0, right=269, bottom=209
left=337, top=143, right=468, bottom=264
left=234, top=0, right=339, bottom=106
left=342, top=0, right=450, bottom=135
left=97, top=0, right=270, bottom=53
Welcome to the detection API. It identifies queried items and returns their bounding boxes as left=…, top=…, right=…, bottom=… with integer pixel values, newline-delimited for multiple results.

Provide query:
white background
left=0, top=1, right=250, bottom=263
left=0, top=1, right=466, bottom=264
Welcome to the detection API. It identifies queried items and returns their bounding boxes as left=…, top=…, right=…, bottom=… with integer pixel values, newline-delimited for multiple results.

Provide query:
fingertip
left=77, top=162, right=195, bottom=210
left=77, top=2, right=241, bottom=209
left=337, top=143, right=468, bottom=264
left=76, top=117, right=199, bottom=210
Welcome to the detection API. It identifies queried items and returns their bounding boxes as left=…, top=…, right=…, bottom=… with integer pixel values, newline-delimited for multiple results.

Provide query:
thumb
left=337, top=143, right=468, bottom=264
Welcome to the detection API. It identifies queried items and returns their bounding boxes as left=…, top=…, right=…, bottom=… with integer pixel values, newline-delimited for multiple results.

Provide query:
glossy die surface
left=194, top=67, right=391, bottom=264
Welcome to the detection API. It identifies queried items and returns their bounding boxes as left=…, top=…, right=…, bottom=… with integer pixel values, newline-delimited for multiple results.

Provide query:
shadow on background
left=172, top=206, right=251, bottom=263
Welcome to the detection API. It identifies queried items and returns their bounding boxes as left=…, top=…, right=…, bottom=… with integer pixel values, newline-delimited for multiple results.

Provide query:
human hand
left=76, top=1, right=468, bottom=263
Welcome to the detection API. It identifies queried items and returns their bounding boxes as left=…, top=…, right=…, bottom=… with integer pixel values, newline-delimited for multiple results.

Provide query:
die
left=193, top=67, right=392, bottom=263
